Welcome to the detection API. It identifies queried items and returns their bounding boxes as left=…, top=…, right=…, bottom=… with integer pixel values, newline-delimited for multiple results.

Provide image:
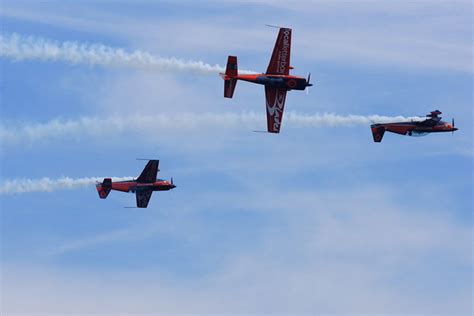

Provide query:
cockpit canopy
left=427, top=110, right=442, bottom=118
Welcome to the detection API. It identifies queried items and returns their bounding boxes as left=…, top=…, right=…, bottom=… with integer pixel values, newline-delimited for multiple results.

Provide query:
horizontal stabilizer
left=371, top=125, right=385, bottom=143
left=221, top=56, right=238, bottom=98
left=224, top=78, right=237, bottom=98
left=97, top=178, right=112, bottom=199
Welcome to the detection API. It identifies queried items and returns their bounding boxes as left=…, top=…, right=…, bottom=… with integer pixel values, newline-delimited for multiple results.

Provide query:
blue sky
left=0, top=0, right=472, bottom=315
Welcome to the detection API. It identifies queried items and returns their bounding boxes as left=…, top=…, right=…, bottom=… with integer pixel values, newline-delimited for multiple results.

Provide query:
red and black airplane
left=220, top=26, right=312, bottom=133
left=371, top=110, right=458, bottom=142
left=96, top=160, right=176, bottom=208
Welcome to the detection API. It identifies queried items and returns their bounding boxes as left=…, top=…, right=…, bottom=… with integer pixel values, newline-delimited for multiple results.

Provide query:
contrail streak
left=0, top=33, right=254, bottom=74
left=0, top=176, right=132, bottom=195
left=0, top=112, right=422, bottom=145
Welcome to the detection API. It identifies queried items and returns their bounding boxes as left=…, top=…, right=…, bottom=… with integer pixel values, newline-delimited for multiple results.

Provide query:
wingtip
left=136, top=158, right=160, bottom=163
left=265, top=24, right=291, bottom=30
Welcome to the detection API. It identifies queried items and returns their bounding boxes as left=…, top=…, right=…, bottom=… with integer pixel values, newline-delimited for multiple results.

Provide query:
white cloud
left=50, top=225, right=161, bottom=256
left=295, top=27, right=472, bottom=73
left=1, top=2, right=471, bottom=72
left=1, top=187, right=471, bottom=315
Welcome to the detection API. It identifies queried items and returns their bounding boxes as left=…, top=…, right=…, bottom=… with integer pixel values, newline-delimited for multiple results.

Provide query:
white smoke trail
left=0, top=33, right=255, bottom=74
left=0, top=176, right=132, bottom=195
left=0, top=112, right=423, bottom=145
left=286, top=112, right=423, bottom=127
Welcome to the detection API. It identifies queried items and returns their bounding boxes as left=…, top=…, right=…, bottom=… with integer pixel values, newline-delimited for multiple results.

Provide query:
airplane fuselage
left=370, top=110, right=457, bottom=142
left=378, top=121, right=457, bottom=136
left=236, top=74, right=310, bottom=91
left=110, top=180, right=175, bottom=193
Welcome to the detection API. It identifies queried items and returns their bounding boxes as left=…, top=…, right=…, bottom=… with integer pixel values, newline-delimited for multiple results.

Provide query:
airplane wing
left=265, top=86, right=287, bottom=133
left=136, top=160, right=159, bottom=183
left=266, top=28, right=292, bottom=75
left=136, top=189, right=153, bottom=208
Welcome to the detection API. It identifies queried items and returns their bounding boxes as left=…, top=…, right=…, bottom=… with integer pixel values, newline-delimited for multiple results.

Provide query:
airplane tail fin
left=371, top=125, right=385, bottom=143
left=96, top=178, right=112, bottom=199
left=220, top=56, right=238, bottom=98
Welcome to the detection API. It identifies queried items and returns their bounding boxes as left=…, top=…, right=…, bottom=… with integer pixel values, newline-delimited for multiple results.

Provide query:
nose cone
left=170, top=184, right=176, bottom=189
left=452, top=127, right=458, bottom=131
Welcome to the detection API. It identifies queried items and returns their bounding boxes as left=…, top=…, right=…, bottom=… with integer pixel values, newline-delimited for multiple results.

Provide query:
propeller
left=306, top=72, right=312, bottom=95
left=170, top=177, right=176, bottom=189
left=169, top=177, right=176, bottom=202
left=452, top=118, right=455, bottom=134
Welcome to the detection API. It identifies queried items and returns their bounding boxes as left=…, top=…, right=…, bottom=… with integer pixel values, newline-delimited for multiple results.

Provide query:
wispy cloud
left=2, top=2, right=471, bottom=73
left=0, top=112, right=422, bottom=145
left=50, top=225, right=161, bottom=256
left=2, top=186, right=471, bottom=314
left=0, top=33, right=254, bottom=74
left=0, top=176, right=131, bottom=194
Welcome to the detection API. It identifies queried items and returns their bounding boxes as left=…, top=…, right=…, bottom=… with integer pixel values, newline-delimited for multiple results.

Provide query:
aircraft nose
left=452, top=127, right=458, bottom=131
